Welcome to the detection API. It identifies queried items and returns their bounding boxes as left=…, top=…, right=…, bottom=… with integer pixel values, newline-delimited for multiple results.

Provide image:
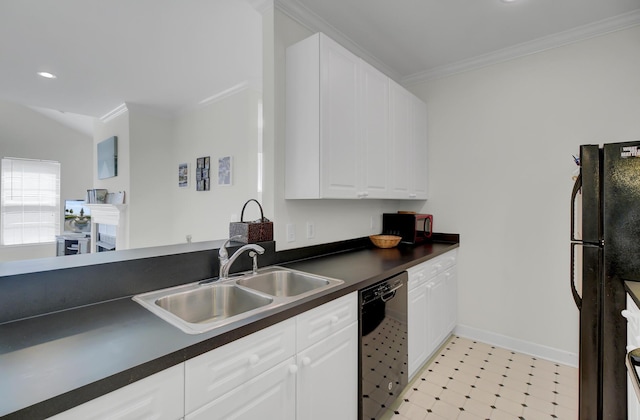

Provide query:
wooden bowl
left=369, top=235, right=402, bottom=249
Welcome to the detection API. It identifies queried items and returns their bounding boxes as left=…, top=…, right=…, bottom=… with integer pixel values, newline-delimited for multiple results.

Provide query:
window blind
left=1, top=158, right=61, bottom=245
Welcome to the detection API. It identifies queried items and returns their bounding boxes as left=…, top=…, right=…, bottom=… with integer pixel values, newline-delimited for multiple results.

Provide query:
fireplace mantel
left=86, top=204, right=128, bottom=252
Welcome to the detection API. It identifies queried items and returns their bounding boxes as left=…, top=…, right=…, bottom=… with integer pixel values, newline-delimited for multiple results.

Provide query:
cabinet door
left=319, top=34, right=360, bottom=198
left=412, top=96, right=428, bottom=199
left=389, top=80, right=413, bottom=199
left=408, top=282, right=429, bottom=379
left=185, top=358, right=296, bottom=420
left=185, top=318, right=295, bottom=414
left=427, top=274, right=448, bottom=355
left=297, top=322, right=358, bottom=420
left=444, top=266, right=458, bottom=335
left=360, top=59, right=390, bottom=198
left=50, top=364, right=183, bottom=420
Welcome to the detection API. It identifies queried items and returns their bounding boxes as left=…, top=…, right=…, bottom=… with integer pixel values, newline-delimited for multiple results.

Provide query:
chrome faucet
left=218, top=236, right=265, bottom=280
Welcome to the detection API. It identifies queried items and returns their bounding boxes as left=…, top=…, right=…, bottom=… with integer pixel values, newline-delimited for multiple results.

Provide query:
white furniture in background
left=50, top=364, right=184, bottom=420
left=56, top=234, right=90, bottom=256
left=407, top=249, right=458, bottom=378
left=285, top=32, right=427, bottom=200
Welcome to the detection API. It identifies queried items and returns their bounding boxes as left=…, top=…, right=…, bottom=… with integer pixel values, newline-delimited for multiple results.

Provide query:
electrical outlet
left=286, top=223, right=296, bottom=242
left=370, top=216, right=376, bottom=231
left=306, top=222, right=315, bottom=239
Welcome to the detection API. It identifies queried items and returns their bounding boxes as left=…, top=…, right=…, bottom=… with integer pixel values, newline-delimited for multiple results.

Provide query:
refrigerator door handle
left=570, top=173, right=582, bottom=242
left=570, top=242, right=582, bottom=310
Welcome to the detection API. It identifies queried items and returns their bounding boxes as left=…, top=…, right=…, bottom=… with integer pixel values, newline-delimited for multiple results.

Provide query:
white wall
left=127, top=106, right=175, bottom=249
left=407, top=26, right=640, bottom=359
left=272, top=10, right=409, bottom=250
left=0, top=101, right=92, bottom=261
left=168, top=89, right=262, bottom=245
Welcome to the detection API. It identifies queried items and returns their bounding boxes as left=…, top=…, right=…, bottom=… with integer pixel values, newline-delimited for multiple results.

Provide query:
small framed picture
left=196, top=156, right=211, bottom=191
left=178, top=163, right=188, bottom=188
left=218, top=156, right=232, bottom=186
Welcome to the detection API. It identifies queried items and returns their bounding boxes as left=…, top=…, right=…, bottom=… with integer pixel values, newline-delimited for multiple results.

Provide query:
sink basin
left=236, top=268, right=335, bottom=297
left=133, top=266, right=343, bottom=334
left=155, top=284, right=273, bottom=324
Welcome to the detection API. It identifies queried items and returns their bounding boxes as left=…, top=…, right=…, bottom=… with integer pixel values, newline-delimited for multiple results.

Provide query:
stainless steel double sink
left=133, top=267, right=343, bottom=334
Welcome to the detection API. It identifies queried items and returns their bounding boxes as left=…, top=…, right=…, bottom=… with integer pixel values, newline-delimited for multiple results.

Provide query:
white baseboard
left=454, top=324, right=578, bottom=368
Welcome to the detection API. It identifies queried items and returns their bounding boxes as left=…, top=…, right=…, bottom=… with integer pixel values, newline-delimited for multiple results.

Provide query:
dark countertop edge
left=625, top=281, right=640, bottom=308
left=2, top=237, right=459, bottom=419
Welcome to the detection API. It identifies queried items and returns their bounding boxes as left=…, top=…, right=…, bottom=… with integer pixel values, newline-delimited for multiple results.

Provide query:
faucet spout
left=219, top=242, right=265, bottom=280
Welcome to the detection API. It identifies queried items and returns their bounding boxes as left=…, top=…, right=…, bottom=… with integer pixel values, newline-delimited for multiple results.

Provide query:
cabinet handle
left=330, top=315, right=339, bottom=325
left=249, top=354, right=260, bottom=365
left=289, top=365, right=298, bottom=374
left=409, top=194, right=416, bottom=198
left=302, top=357, right=311, bottom=366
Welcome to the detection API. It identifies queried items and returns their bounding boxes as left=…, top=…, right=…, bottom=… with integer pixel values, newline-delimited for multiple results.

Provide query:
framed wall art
left=178, top=163, right=188, bottom=188
left=196, top=156, right=210, bottom=191
left=97, top=136, right=118, bottom=179
left=218, top=156, right=232, bottom=186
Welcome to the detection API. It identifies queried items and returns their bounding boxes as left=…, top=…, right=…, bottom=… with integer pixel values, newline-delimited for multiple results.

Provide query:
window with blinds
left=1, top=158, right=61, bottom=245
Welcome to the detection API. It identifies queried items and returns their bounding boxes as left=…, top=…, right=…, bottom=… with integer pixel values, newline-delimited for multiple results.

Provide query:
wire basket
left=369, top=235, right=402, bottom=249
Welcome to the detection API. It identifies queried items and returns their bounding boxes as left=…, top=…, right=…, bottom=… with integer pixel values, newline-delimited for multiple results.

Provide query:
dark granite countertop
left=0, top=240, right=458, bottom=419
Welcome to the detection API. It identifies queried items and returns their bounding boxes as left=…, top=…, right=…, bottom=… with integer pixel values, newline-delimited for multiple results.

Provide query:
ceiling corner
left=275, top=0, right=401, bottom=81
left=402, top=9, right=640, bottom=87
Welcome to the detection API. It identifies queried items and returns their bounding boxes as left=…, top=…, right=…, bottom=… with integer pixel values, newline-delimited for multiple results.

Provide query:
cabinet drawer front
left=185, top=318, right=295, bottom=414
left=296, top=292, right=357, bottom=351
left=51, top=364, right=184, bottom=420
left=407, top=265, right=429, bottom=290
left=185, top=357, right=296, bottom=420
left=432, top=249, right=458, bottom=275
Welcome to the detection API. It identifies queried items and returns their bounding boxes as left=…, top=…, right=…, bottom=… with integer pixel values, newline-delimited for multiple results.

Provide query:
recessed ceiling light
left=37, top=71, right=57, bottom=79
left=501, top=0, right=518, bottom=3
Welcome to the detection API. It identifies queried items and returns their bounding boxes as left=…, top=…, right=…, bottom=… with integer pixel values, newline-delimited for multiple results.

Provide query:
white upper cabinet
left=360, top=59, right=390, bottom=198
left=389, top=80, right=429, bottom=200
left=286, top=32, right=427, bottom=200
left=412, top=96, right=429, bottom=199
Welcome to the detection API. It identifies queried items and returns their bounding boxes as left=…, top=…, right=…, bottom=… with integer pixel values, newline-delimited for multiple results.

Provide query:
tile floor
left=381, top=336, right=578, bottom=419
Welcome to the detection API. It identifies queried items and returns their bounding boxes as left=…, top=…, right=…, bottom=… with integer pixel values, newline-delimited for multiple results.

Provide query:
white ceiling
left=277, top=0, right=640, bottom=84
left=0, top=0, right=262, bottom=119
left=1, top=0, right=638, bottom=124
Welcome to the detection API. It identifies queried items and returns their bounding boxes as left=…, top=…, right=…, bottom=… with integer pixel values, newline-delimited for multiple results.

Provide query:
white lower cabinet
left=407, top=250, right=458, bottom=379
left=185, top=357, right=296, bottom=420
left=408, top=271, right=429, bottom=378
left=185, top=292, right=358, bottom=420
left=184, top=318, right=296, bottom=414
left=50, top=364, right=184, bottom=420
left=297, top=322, right=358, bottom=420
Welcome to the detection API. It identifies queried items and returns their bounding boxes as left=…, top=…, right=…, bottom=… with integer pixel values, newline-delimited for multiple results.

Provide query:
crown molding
left=275, top=0, right=401, bottom=81
left=403, top=9, right=640, bottom=86
left=247, top=0, right=273, bottom=15
left=99, top=103, right=128, bottom=123
left=197, top=81, right=250, bottom=109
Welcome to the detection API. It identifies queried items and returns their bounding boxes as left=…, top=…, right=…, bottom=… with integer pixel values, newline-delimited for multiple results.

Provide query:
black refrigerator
left=571, top=141, right=640, bottom=419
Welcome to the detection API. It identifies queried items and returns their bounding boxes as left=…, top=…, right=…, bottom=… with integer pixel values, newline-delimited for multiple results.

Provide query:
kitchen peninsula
left=0, top=235, right=458, bottom=419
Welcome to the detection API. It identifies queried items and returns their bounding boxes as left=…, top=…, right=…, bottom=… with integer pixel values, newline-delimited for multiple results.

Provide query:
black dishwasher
left=359, top=271, right=408, bottom=420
